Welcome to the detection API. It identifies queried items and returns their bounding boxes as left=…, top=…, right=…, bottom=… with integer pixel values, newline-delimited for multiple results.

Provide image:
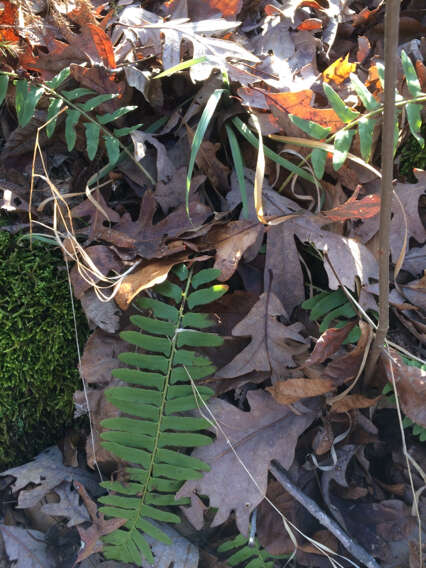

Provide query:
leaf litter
left=0, top=1, right=425, bottom=567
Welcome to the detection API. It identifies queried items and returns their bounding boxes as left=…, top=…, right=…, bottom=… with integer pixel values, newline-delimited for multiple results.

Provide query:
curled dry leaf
left=115, top=253, right=189, bottom=310
left=305, top=322, right=356, bottom=366
left=381, top=350, right=426, bottom=428
left=207, top=220, right=264, bottom=281
left=177, top=390, right=316, bottom=535
left=0, top=524, right=54, bottom=568
left=323, top=321, right=370, bottom=386
left=320, top=193, right=381, bottom=222
left=216, top=292, right=308, bottom=379
left=267, top=377, right=334, bottom=406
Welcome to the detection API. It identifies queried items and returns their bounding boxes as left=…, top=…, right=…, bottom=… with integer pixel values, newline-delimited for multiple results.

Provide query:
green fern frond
left=218, top=534, right=286, bottom=568
left=98, top=266, right=227, bottom=564
left=0, top=68, right=139, bottom=168
left=302, top=289, right=360, bottom=343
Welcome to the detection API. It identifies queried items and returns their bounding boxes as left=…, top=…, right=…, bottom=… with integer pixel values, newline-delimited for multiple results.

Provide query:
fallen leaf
left=177, top=390, right=316, bottom=534
left=335, top=498, right=415, bottom=562
left=73, top=388, right=121, bottom=469
left=80, top=328, right=126, bottom=385
left=186, top=0, right=243, bottom=19
left=115, top=253, right=189, bottom=310
left=80, top=290, right=121, bottom=334
left=154, top=168, right=206, bottom=214
left=0, top=446, right=99, bottom=509
left=71, top=192, right=120, bottom=245
left=305, top=322, right=356, bottom=365
left=131, top=131, right=175, bottom=184
left=322, top=53, right=357, bottom=85
left=70, top=245, right=123, bottom=300
left=382, top=350, right=426, bottom=428
left=260, top=89, right=345, bottom=132
left=99, top=192, right=210, bottom=259
left=74, top=481, right=127, bottom=563
left=323, top=321, right=370, bottom=386
left=297, top=18, right=322, bottom=31
left=320, top=192, right=381, bottom=222
left=41, top=481, right=90, bottom=527
left=0, top=525, right=54, bottom=568
left=267, top=377, right=334, bottom=405
left=140, top=522, right=199, bottom=568
left=329, top=394, right=380, bottom=413
left=216, top=292, right=309, bottom=379
left=207, top=220, right=264, bottom=281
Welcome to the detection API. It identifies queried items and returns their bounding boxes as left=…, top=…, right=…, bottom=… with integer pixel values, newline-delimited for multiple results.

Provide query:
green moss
left=398, top=123, right=426, bottom=182
left=0, top=232, right=88, bottom=469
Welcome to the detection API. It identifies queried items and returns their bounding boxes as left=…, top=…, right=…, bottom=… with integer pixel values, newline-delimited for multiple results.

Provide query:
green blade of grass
left=232, top=117, right=314, bottom=183
left=186, top=88, right=225, bottom=218
left=154, top=57, right=207, bottom=79
left=225, top=124, right=248, bottom=219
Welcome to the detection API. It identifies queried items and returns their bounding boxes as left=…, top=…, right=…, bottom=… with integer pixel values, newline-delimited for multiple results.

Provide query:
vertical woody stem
left=364, top=0, right=400, bottom=384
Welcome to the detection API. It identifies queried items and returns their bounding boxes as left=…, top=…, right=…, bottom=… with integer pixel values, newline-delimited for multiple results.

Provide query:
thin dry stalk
left=364, top=0, right=400, bottom=383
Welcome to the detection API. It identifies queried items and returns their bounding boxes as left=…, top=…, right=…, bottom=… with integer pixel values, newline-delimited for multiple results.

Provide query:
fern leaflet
left=98, top=266, right=227, bottom=564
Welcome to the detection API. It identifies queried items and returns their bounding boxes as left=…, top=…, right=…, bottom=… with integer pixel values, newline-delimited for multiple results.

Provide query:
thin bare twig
left=270, top=461, right=381, bottom=568
left=364, top=0, right=400, bottom=383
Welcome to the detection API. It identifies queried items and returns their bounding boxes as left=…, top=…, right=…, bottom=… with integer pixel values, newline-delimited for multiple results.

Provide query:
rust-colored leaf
left=352, top=6, right=381, bottom=27
left=0, top=0, right=19, bottom=43
left=297, top=18, right=322, bottom=31
left=265, top=90, right=345, bottom=133
left=86, top=23, right=116, bottom=69
left=323, top=54, right=357, bottom=85
left=267, top=377, right=334, bottom=406
left=321, top=191, right=381, bottom=222
left=305, top=322, right=356, bottom=365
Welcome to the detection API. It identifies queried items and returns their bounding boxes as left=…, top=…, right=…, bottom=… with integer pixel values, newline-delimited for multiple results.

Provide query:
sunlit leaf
left=311, top=147, right=327, bottom=179
left=350, top=73, right=380, bottom=111
left=358, top=117, right=376, bottom=162
left=323, top=83, right=359, bottom=123
left=333, top=129, right=355, bottom=170
left=406, top=103, right=424, bottom=148
left=401, top=50, right=422, bottom=98
left=289, top=114, right=331, bottom=139
left=46, top=97, right=64, bottom=138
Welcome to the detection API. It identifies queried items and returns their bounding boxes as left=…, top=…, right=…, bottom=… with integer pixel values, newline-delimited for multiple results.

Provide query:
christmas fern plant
left=98, top=265, right=227, bottom=564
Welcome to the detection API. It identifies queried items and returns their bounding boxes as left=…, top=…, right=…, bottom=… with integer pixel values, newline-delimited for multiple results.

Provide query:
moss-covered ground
left=0, top=231, right=88, bottom=469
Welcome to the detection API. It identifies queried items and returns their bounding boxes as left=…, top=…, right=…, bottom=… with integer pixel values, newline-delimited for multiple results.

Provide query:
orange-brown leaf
left=267, top=378, right=334, bottom=406
left=323, top=54, right=357, bottom=85
left=297, top=18, right=322, bottom=31
left=0, top=1, right=19, bottom=43
left=321, top=193, right=380, bottom=222
left=265, top=90, right=345, bottom=133
left=86, top=23, right=116, bottom=69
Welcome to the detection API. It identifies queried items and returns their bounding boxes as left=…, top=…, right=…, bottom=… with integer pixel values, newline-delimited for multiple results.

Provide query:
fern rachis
left=98, top=266, right=227, bottom=564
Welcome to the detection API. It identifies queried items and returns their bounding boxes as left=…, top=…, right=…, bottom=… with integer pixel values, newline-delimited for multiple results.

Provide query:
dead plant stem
left=270, top=461, right=381, bottom=568
left=364, top=0, right=400, bottom=384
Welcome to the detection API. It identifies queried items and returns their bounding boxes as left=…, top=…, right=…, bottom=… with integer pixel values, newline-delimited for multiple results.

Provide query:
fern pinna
left=98, top=266, right=227, bottom=564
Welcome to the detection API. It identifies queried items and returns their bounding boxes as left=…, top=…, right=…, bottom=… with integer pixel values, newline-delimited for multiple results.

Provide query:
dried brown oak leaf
left=267, top=377, right=334, bottom=406
left=177, top=390, right=316, bottom=535
left=382, top=350, right=426, bottom=428
left=216, top=292, right=308, bottom=379
left=98, top=191, right=211, bottom=259
left=74, top=481, right=127, bottom=563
